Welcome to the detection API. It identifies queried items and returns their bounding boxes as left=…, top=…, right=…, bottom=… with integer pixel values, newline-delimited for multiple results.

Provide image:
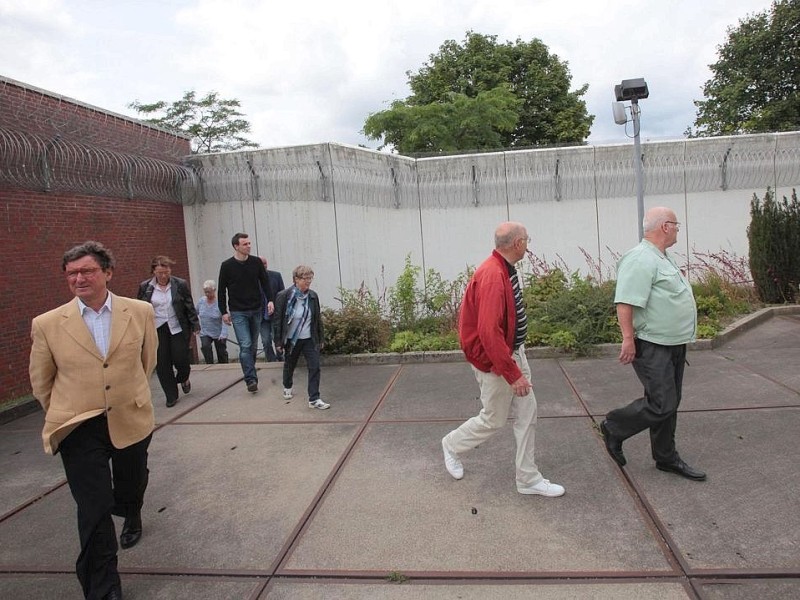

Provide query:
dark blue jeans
left=260, top=317, right=281, bottom=362
left=282, top=338, right=321, bottom=401
left=230, top=310, right=261, bottom=383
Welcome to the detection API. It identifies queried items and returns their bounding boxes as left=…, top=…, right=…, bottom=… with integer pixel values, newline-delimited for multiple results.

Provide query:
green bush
left=388, top=330, right=460, bottom=352
left=524, top=272, right=619, bottom=355
left=748, top=188, right=800, bottom=303
left=322, top=307, right=391, bottom=354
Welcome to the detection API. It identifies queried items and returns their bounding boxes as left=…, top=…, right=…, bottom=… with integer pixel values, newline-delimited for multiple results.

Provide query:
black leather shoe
left=166, top=397, right=177, bottom=407
left=119, top=513, right=142, bottom=549
left=181, top=379, right=191, bottom=394
left=656, top=458, right=706, bottom=481
left=600, top=420, right=626, bottom=466
left=104, top=585, right=123, bottom=600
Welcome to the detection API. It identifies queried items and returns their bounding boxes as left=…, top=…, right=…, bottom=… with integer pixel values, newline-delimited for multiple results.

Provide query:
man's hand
left=619, top=338, right=636, bottom=364
left=511, top=375, right=533, bottom=397
left=267, top=301, right=275, bottom=316
left=222, top=313, right=231, bottom=325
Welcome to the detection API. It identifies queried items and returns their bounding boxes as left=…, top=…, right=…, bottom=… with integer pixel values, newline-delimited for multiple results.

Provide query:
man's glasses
left=664, top=221, right=681, bottom=230
left=298, top=276, right=314, bottom=281
left=65, top=267, right=102, bottom=280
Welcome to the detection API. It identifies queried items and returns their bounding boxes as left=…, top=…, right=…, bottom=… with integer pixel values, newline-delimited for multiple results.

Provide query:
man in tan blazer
left=29, top=241, right=157, bottom=600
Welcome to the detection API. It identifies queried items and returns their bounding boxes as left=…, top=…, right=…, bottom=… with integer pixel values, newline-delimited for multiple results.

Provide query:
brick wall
left=0, top=189, right=192, bottom=404
left=0, top=76, right=190, bottom=162
left=0, top=76, right=193, bottom=406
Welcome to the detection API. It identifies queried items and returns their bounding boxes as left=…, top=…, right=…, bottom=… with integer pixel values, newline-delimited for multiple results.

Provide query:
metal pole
left=632, top=98, right=644, bottom=240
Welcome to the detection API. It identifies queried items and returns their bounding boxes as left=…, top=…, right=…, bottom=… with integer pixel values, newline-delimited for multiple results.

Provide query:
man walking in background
left=259, top=256, right=285, bottom=362
left=601, top=206, right=706, bottom=481
left=218, top=233, right=272, bottom=392
left=442, top=221, right=565, bottom=497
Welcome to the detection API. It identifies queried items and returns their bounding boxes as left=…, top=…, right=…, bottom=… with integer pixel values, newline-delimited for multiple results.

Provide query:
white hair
left=202, top=280, right=216, bottom=290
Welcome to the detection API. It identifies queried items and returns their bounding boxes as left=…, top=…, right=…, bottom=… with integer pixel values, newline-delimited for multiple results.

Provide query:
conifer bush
left=748, top=188, right=800, bottom=303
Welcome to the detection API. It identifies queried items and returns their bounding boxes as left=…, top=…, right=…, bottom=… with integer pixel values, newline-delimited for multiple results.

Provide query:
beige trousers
left=444, top=345, right=541, bottom=487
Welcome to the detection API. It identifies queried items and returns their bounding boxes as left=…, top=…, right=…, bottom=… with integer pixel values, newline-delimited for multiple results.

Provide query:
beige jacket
left=29, top=293, right=157, bottom=454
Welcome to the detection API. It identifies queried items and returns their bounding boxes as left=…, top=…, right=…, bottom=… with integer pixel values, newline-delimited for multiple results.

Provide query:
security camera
left=614, top=78, right=649, bottom=102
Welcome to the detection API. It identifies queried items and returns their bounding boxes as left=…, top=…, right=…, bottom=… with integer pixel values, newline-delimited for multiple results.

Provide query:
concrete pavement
left=1, top=308, right=799, bottom=599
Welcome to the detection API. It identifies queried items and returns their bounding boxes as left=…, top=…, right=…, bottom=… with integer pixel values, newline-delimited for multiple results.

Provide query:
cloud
left=0, top=0, right=778, bottom=149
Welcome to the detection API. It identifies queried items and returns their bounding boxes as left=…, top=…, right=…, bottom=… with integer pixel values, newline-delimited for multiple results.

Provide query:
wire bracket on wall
left=390, top=166, right=400, bottom=209
left=720, top=146, right=732, bottom=191
left=316, top=160, right=329, bottom=202
left=471, top=164, right=480, bottom=206
left=554, top=158, right=562, bottom=202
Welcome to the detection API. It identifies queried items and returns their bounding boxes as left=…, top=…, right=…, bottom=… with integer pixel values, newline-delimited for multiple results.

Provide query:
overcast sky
left=0, top=0, right=776, bottom=150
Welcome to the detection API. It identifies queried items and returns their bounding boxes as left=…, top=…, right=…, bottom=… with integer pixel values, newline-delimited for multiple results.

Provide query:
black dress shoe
left=166, top=397, right=177, bottom=407
left=104, top=585, right=123, bottom=600
left=181, top=379, right=191, bottom=394
left=119, top=513, right=142, bottom=549
left=656, top=458, right=707, bottom=481
left=600, top=420, right=626, bottom=466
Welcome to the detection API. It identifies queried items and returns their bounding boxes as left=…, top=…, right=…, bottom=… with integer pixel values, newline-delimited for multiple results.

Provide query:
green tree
left=363, top=31, right=593, bottom=153
left=689, top=0, right=800, bottom=136
left=128, top=90, right=258, bottom=153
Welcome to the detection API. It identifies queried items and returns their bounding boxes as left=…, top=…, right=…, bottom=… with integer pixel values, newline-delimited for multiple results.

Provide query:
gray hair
left=643, top=207, right=673, bottom=232
left=202, top=280, right=216, bottom=290
left=494, top=222, right=526, bottom=249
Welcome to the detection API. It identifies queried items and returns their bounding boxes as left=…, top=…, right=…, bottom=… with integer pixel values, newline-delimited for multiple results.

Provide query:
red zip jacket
left=458, top=249, right=523, bottom=384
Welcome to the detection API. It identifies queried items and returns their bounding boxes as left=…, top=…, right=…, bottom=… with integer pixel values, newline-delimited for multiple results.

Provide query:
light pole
left=612, top=78, right=649, bottom=240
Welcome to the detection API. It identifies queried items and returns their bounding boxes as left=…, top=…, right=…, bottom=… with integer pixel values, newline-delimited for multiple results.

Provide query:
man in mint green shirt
left=600, top=207, right=706, bottom=481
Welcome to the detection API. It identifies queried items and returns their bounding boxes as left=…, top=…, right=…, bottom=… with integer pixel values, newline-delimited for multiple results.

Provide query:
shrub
left=524, top=271, right=619, bottom=355
left=323, top=306, right=391, bottom=354
left=748, top=188, right=800, bottom=303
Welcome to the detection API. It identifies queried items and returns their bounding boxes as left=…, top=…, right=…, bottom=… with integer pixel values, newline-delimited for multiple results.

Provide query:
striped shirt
left=507, top=262, right=528, bottom=349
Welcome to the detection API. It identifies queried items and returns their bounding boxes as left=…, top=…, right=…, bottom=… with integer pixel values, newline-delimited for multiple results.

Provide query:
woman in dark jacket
left=274, top=265, right=329, bottom=409
left=138, top=256, right=199, bottom=407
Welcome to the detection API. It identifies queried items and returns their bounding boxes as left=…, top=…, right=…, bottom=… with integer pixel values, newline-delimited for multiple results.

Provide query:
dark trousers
left=156, top=324, right=191, bottom=404
left=605, top=339, right=686, bottom=463
left=58, top=415, right=151, bottom=600
left=200, top=335, right=228, bottom=364
left=283, top=338, right=321, bottom=400
left=260, top=318, right=282, bottom=362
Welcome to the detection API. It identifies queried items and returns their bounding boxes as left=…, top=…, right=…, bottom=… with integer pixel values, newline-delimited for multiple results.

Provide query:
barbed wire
left=3, top=128, right=800, bottom=208
left=0, top=127, right=199, bottom=204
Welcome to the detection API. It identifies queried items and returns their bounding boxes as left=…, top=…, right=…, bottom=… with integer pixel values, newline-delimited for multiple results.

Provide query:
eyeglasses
left=297, top=276, right=314, bottom=281
left=664, top=221, right=681, bottom=230
left=517, top=235, right=531, bottom=244
left=65, top=267, right=102, bottom=280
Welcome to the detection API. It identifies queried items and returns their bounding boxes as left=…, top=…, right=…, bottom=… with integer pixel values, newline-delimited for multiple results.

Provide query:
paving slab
left=718, top=314, right=800, bottom=350
left=714, top=346, right=800, bottom=394
left=282, top=418, right=673, bottom=574
left=619, top=409, right=800, bottom=572
left=376, top=361, right=585, bottom=422
left=560, top=350, right=798, bottom=416
left=263, top=580, right=693, bottom=599
left=123, top=422, right=359, bottom=571
left=0, top=573, right=263, bottom=600
left=150, top=365, right=245, bottom=424
left=696, top=578, right=800, bottom=599
left=0, top=411, right=64, bottom=518
left=178, top=365, right=398, bottom=423
left=679, top=351, right=800, bottom=410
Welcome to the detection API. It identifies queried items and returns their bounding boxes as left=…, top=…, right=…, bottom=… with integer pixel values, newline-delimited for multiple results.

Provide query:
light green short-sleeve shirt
left=614, top=240, right=697, bottom=345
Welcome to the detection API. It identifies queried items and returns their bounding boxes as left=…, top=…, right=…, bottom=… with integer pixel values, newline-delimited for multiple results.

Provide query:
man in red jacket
left=442, top=222, right=565, bottom=497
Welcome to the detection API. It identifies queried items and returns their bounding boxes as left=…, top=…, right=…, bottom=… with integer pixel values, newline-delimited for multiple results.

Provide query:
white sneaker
left=309, top=398, right=330, bottom=410
left=283, top=388, right=293, bottom=399
left=517, top=479, right=565, bottom=497
left=442, top=438, right=464, bottom=480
